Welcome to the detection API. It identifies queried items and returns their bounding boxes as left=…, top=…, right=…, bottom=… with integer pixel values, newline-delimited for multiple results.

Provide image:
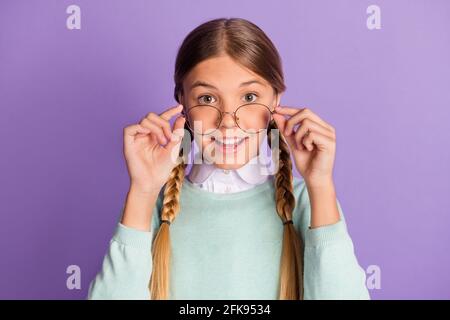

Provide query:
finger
left=272, top=112, right=286, bottom=131
left=285, top=112, right=332, bottom=137
left=145, top=112, right=174, bottom=141
left=172, top=114, right=187, bottom=133
left=164, top=115, right=187, bottom=149
left=274, top=105, right=305, bottom=116
left=294, top=118, right=335, bottom=150
left=123, top=124, right=151, bottom=145
left=272, top=113, right=296, bottom=149
left=302, top=130, right=334, bottom=152
left=159, top=104, right=184, bottom=121
left=275, top=106, right=334, bottom=134
left=140, top=118, right=168, bottom=145
left=148, top=132, right=158, bottom=144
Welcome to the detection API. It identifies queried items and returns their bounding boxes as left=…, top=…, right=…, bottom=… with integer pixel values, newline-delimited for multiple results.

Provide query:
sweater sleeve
left=87, top=189, right=163, bottom=300
left=292, top=178, right=370, bottom=300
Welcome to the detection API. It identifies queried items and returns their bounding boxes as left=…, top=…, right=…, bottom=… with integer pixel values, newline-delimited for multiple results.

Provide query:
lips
left=214, top=137, right=247, bottom=146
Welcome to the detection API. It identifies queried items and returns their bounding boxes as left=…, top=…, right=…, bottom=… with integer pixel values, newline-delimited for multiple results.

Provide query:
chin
left=213, top=162, right=246, bottom=170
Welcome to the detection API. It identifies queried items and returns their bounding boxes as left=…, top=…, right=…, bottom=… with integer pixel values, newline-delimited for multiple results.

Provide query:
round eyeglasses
left=181, top=102, right=274, bottom=135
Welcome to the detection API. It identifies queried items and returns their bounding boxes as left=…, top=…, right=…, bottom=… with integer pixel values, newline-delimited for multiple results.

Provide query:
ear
left=274, top=92, right=282, bottom=108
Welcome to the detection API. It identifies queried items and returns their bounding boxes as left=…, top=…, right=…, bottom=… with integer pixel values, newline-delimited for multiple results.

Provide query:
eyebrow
left=188, top=79, right=265, bottom=91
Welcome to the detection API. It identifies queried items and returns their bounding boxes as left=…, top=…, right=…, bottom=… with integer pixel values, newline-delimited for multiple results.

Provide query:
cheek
left=199, top=135, right=214, bottom=150
left=246, top=132, right=267, bottom=155
left=193, top=135, right=215, bottom=160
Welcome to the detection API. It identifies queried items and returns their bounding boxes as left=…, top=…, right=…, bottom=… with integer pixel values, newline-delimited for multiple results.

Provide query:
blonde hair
left=149, top=18, right=304, bottom=300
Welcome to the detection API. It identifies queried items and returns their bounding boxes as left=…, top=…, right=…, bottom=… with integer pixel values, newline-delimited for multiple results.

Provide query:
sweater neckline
left=182, top=175, right=274, bottom=200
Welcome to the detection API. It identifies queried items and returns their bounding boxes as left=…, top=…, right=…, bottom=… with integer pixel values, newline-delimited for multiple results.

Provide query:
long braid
left=267, top=119, right=304, bottom=300
left=149, top=126, right=190, bottom=299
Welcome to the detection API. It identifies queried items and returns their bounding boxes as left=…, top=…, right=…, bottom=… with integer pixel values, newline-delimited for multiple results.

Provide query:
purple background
left=0, top=0, right=449, bottom=299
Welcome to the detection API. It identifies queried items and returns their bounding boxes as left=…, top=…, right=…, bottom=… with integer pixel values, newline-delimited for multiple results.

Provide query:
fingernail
left=171, top=134, right=180, bottom=142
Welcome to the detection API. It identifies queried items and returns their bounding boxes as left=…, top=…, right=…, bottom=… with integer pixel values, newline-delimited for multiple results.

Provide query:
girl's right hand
left=123, top=104, right=186, bottom=193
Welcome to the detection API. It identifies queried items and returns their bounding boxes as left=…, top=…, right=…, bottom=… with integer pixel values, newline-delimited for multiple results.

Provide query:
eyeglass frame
left=181, top=102, right=275, bottom=136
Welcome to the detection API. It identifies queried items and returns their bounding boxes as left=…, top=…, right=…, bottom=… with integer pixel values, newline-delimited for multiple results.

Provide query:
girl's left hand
left=272, top=106, right=336, bottom=188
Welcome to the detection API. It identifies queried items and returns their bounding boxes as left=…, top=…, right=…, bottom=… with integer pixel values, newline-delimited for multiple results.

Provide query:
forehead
left=183, top=55, right=271, bottom=92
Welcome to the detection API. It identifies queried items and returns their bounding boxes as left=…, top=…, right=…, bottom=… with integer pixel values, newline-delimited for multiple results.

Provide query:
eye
left=198, top=95, right=216, bottom=104
left=243, top=93, right=258, bottom=103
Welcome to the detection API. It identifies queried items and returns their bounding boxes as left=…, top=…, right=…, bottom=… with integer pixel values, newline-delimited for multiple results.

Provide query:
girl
left=88, top=18, right=370, bottom=300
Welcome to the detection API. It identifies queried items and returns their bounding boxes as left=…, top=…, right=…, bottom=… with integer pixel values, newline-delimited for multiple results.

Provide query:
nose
left=220, top=111, right=237, bottom=129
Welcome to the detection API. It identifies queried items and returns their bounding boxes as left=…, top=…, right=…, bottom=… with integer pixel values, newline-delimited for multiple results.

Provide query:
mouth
left=211, top=136, right=249, bottom=153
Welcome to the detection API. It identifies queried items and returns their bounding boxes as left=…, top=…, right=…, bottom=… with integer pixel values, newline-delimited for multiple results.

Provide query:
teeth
left=216, top=137, right=245, bottom=145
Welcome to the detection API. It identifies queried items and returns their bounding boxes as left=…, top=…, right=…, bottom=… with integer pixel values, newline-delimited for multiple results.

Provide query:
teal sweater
left=88, top=176, right=370, bottom=299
